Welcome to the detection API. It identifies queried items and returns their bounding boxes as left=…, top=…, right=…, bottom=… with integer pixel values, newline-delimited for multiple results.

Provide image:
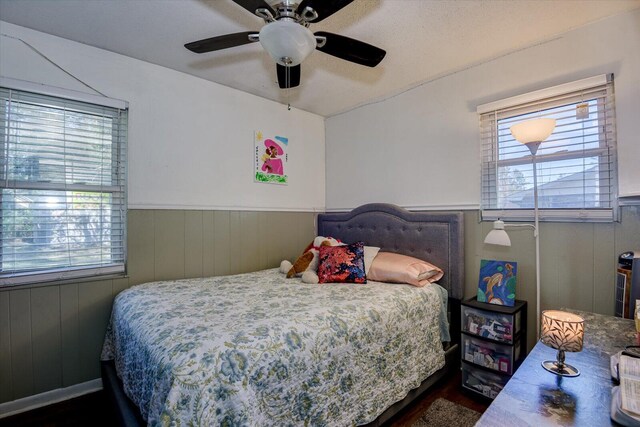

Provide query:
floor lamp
left=484, top=118, right=556, bottom=339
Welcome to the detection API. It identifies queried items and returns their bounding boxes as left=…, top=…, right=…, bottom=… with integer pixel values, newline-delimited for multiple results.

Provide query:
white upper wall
left=0, top=21, right=326, bottom=211
left=325, top=10, right=640, bottom=210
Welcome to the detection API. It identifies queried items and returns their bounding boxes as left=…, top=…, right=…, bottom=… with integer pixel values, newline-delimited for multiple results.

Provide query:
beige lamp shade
left=510, top=118, right=557, bottom=144
left=540, top=310, right=584, bottom=352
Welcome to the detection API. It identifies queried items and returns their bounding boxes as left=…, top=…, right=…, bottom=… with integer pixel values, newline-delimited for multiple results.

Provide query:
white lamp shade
left=484, top=220, right=511, bottom=246
left=510, top=118, right=557, bottom=144
left=259, top=21, right=316, bottom=66
left=540, top=310, right=584, bottom=352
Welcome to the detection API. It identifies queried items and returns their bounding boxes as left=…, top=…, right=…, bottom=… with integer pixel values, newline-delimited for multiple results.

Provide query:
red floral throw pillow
left=318, top=241, right=367, bottom=284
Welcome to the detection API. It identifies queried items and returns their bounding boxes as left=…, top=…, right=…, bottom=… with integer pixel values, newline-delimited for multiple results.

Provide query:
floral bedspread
left=102, top=268, right=449, bottom=426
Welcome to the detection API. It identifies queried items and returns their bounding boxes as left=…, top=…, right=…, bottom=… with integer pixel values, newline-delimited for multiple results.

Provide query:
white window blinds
left=0, top=87, right=127, bottom=286
left=479, top=75, right=617, bottom=222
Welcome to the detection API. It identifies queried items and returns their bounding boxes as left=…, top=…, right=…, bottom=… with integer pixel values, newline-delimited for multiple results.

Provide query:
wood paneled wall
left=464, top=206, right=640, bottom=351
left=0, top=210, right=316, bottom=404
left=1, top=206, right=639, bottom=404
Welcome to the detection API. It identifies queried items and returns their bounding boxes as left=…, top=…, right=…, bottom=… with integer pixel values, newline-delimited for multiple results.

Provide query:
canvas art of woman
left=477, top=260, right=517, bottom=306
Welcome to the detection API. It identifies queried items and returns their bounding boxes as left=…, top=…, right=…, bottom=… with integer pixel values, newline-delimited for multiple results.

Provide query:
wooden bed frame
left=102, top=203, right=464, bottom=426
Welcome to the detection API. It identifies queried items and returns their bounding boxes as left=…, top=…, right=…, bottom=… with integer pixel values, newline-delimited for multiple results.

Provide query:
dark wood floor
left=388, top=371, right=489, bottom=426
left=0, top=391, right=116, bottom=427
left=0, top=371, right=488, bottom=426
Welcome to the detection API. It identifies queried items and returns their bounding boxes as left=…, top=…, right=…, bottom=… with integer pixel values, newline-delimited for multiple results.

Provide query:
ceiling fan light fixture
left=259, top=20, right=316, bottom=66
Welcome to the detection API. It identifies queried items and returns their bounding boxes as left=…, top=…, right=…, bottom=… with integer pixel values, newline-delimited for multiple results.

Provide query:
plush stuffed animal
left=279, top=260, right=293, bottom=274
left=281, top=236, right=341, bottom=283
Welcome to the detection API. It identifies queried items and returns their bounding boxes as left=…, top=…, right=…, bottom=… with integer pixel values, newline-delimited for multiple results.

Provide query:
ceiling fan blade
left=314, top=31, right=385, bottom=67
left=297, top=0, right=355, bottom=23
left=276, top=64, right=301, bottom=89
left=231, top=0, right=275, bottom=16
left=184, top=32, right=258, bottom=54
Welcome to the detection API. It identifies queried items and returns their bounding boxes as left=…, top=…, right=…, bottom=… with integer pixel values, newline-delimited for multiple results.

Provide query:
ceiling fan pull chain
left=287, top=66, right=291, bottom=110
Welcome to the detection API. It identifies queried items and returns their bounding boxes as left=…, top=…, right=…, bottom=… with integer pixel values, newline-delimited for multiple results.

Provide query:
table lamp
left=540, top=310, right=584, bottom=377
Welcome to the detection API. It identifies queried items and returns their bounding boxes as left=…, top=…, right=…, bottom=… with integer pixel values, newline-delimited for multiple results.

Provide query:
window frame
left=0, top=84, right=128, bottom=287
left=478, top=74, right=618, bottom=223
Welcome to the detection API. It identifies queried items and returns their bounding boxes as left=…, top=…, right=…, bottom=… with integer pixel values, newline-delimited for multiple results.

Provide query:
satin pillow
left=318, top=242, right=367, bottom=284
left=368, top=252, right=444, bottom=287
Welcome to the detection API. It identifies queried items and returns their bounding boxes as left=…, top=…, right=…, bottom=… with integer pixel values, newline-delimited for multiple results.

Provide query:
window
left=478, top=75, right=617, bottom=222
left=0, top=87, right=127, bottom=286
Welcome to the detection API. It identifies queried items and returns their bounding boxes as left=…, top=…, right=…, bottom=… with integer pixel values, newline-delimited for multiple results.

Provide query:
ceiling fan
left=184, top=0, right=386, bottom=89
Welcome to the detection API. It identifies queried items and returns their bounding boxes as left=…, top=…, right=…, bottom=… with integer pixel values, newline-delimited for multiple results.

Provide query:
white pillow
left=363, top=246, right=381, bottom=275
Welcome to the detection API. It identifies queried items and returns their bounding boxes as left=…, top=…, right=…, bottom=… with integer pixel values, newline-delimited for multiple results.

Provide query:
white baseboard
left=0, top=378, right=103, bottom=418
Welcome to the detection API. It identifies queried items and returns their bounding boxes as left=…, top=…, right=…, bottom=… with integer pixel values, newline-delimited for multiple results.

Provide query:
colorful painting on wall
left=254, top=131, right=288, bottom=185
left=477, top=259, right=517, bottom=307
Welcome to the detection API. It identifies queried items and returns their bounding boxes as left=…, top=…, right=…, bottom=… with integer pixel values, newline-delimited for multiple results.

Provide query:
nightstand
left=460, top=297, right=527, bottom=400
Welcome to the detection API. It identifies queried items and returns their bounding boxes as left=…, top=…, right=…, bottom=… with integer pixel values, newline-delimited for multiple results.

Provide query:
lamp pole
left=527, top=142, right=541, bottom=339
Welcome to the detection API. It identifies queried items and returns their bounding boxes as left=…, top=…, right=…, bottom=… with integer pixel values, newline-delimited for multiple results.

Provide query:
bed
left=101, top=203, right=464, bottom=426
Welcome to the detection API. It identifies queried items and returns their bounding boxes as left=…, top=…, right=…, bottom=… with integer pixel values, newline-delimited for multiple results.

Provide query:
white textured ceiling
left=0, top=0, right=638, bottom=117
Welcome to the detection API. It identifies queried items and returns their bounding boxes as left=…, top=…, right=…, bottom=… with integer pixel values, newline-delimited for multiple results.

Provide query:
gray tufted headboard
left=317, top=203, right=464, bottom=300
